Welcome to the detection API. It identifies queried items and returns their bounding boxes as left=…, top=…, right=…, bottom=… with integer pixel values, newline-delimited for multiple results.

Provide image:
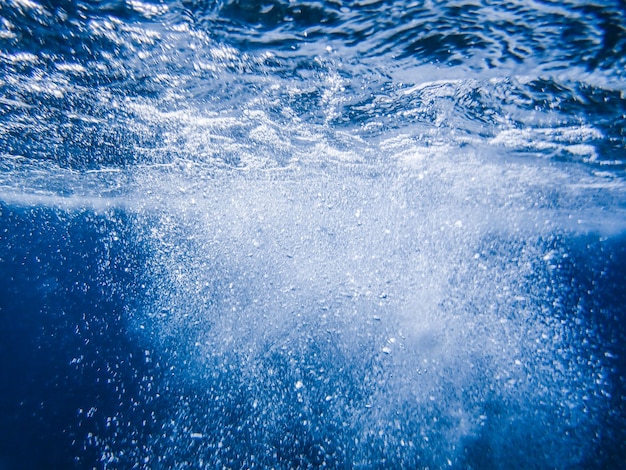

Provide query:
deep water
left=1, top=0, right=626, bottom=468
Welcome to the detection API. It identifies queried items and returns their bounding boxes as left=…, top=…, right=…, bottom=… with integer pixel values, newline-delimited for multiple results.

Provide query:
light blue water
left=1, top=0, right=625, bottom=468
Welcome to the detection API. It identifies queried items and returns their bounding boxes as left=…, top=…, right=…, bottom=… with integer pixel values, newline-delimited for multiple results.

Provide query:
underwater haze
left=1, top=0, right=626, bottom=468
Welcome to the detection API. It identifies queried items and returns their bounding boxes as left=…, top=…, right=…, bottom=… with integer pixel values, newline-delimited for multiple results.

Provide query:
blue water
left=1, top=0, right=626, bottom=468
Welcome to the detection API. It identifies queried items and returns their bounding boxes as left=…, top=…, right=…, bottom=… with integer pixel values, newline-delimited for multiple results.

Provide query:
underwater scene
left=1, top=0, right=625, bottom=468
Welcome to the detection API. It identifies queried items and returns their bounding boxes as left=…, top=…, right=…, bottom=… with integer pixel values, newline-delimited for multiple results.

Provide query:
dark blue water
left=1, top=0, right=626, bottom=468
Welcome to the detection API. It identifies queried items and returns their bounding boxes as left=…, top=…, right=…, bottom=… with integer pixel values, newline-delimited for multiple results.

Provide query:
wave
left=1, top=0, right=625, bottom=177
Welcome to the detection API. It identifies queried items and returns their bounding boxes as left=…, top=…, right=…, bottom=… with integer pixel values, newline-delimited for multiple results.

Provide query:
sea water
left=1, top=0, right=625, bottom=468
